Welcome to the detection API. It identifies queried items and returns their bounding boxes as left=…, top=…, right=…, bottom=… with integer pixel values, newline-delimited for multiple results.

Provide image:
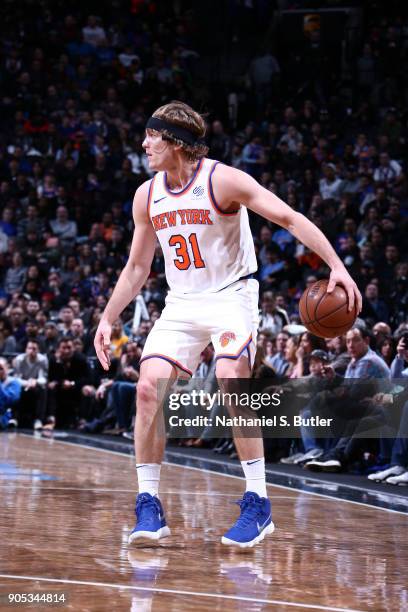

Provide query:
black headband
left=146, top=116, right=205, bottom=146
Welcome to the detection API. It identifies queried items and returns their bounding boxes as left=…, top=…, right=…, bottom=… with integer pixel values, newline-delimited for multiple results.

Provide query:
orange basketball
left=299, top=278, right=357, bottom=338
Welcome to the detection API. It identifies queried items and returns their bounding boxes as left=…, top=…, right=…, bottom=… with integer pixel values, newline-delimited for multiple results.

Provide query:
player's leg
left=215, top=355, right=274, bottom=548
left=211, top=279, right=274, bottom=547
left=134, top=357, right=176, bottom=464
left=129, top=295, right=207, bottom=545
left=216, top=355, right=264, bottom=463
left=129, top=357, right=177, bottom=545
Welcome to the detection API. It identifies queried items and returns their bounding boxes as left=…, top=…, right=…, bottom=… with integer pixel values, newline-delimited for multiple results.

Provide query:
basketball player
left=94, top=101, right=362, bottom=548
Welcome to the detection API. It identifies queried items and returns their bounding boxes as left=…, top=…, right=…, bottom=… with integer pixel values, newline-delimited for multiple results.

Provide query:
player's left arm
left=212, top=164, right=362, bottom=312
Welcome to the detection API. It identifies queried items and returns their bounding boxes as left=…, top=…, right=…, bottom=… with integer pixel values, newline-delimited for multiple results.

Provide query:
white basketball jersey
left=147, top=158, right=257, bottom=294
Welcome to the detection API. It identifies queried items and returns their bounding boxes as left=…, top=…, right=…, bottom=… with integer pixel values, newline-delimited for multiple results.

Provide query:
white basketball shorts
left=140, top=279, right=259, bottom=376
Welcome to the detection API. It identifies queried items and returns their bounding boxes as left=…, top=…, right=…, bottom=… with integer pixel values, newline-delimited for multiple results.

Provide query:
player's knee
left=216, top=357, right=250, bottom=379
left=136, top=377, right=158, bottom=408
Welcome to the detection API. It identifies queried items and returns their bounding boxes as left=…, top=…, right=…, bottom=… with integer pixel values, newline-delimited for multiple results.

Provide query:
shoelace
left=233, top=495, right=262, bottom=528
left=136, top=494, right=159, bottom=520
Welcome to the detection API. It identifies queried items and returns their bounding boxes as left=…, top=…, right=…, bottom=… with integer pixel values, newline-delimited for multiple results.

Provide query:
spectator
left=4, top=253, right=26, bottom=295
left=47, top=338, right=90, bottom=428
left=0, top=316, right=17, bottom=354
left=13, top=340, right=48, bottom=429
left=110, top=319, right=129, bottom=358
left=259, top=292, right=289, bottom=335
left=304, top=326, right=391, bottom=472
left=319, top=163, right=343, bottom=201
left=266, top=331, right=290, bottom=376
left=109, top=341, right=141, bottom=433
left=0, top=357, right=22, bottom=429
left=58, top=306, right=74, bottom=336
left=49, top=206, right=78, bottom=248
left=209, top=120, right=231, bottom=164
left=373, top=152, right=402, bottom=185
left=362, top=283, right=389, bottom=323
left=42, top=321, right=60, bottom=356
left=82, top=15, right=106, bottom=47
left=367, top=333, right=408, bottom=484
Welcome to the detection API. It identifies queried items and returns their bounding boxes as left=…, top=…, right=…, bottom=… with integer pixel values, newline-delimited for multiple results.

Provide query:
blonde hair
left=152, top=100, right=209, bottom=162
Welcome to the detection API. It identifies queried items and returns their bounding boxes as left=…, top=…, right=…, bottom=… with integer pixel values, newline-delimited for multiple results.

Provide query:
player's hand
left=94, top=319, right=112, bottom=371
left=327, top=266, right=362, bottom=314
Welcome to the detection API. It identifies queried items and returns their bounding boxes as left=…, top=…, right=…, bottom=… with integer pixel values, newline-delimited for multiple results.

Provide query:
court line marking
left=16, top=434, right=408, bottom=517
left=0, top=574, right=365, bottom=612
left=21, top=432, right=408, bottom=503
left=0, top=484, right=295, bottom=498
left=168, top=449, right=408, bottom=502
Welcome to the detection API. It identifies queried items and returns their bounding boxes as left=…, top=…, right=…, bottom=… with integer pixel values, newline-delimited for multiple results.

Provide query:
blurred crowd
left=0, top=1, right=408, bottom=484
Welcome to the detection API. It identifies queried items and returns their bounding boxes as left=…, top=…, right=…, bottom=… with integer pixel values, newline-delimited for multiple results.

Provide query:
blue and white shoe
left=128, top=493, right=171, bottom=545
left=221, top=491, right=275, bottom=548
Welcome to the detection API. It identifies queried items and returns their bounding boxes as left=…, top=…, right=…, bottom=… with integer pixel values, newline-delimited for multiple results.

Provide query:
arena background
left=1, top=1, right=408, bottom=610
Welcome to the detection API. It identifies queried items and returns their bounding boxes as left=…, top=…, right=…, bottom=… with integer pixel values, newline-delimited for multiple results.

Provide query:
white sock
left=241, top=457, right=267, bottom=498
left=136, top=463, right=161, bottom=496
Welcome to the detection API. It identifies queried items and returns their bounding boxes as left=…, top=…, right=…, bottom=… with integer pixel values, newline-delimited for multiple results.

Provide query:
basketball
left=299, top=279, right=357, bottom=338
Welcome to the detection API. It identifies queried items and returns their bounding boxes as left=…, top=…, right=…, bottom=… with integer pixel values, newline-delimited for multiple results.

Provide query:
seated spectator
left=13, top=340, right=48, bottom=429
left=373, top=152, right=402, bottom=186
left=58, top=305, right=74, bottom=336
left=0, top=357, right=22, bottom=429
left=110, top=319, right=129, bottom=358
left=367, top=335, right=408, bottom=485
left=82, top=15, right=107, bottom=47
left=259, top=246, right=285, bottom=284
left=42, top=321, right=60, bottom=356
left=4, top=252, right=26, bottom=295
left=259, top=291, right=289, bottom=335
left=377, top=336, right=395, bottom=366
left=21, top=319, right=46, bottom=353
left=47, top=338, right=90, bottom=428
left=326, top=334, right=350, bottom=375
left=109, top=341, right=141, bottom=433
left=362, top=283, right=389, bottom=323
left=319, top=163, right=343, bottom=201
left=43, top=271, right=71, bottom=309
left=0, top=315, right=17, bottom=354
left=390, top=333, right=408, bottom=378
left=265, top=331, right=290, bottom=376
left=367, top=397, right=408, bottom=486
left=8, top=306, right=26, bottom=347
left=297, top=331, right=328, bottom=376
left=284, top=335, right=302, bottom=379
left=304, top=326, right=391, bottom=472
left=280, top=349, right=342, bottom=465
left=49, top=206, right=78, bottom=249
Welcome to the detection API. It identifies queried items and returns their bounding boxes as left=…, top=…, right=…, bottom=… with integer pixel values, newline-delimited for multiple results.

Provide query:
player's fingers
left=356, top=287, right=363, bottom=313
left=326, top=278, right=336, bottom=293
left=347, top=286, right=355, bottom=312
left=94, top=340, right=109, bottom=371
left=103, top=348, right=111, bottom=368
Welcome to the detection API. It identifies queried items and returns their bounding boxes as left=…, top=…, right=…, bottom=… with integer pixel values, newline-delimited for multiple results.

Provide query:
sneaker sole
left=304, top=463, right=341, bottom=472
left=387, top=479, right=408, bottom=486
left=128, top=526, right=171, bottom=545
left=221, top=521, right=275, bottom=548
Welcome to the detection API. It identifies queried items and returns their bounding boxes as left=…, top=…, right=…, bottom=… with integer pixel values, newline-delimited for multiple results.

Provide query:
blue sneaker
left=221, top=491, right=275, bottom=548
left=128, top=493, right=171, bottom=545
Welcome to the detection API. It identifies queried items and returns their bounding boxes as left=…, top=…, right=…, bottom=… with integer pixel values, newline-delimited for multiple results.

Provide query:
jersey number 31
left=169, top=233, right=205, bottom=270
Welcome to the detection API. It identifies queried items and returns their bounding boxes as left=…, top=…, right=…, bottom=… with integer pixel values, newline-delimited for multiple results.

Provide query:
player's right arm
left=94, top=180, right=156, bottom=370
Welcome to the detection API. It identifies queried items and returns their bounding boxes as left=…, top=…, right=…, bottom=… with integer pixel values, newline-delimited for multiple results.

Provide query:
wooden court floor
left=0, top=434, right=407, bottom=612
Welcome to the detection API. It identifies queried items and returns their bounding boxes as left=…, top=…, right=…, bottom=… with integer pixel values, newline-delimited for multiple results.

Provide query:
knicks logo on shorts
left=220, top=331, right=237, bottom=347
